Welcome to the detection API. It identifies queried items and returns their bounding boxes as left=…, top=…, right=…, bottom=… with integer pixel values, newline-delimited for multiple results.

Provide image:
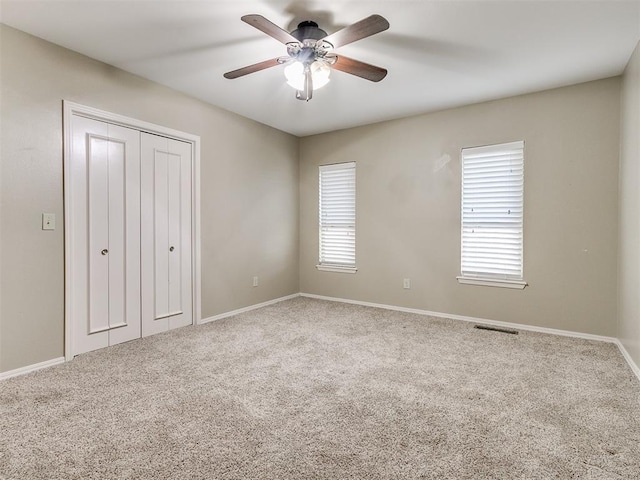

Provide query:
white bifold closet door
left=141, top=133, right=193, bottom=337
left=71, top=116, right=141, bottom=355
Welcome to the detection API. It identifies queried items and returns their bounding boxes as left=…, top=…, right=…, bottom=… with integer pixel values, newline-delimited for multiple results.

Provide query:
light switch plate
left=42, top=213, right=55, bottom=230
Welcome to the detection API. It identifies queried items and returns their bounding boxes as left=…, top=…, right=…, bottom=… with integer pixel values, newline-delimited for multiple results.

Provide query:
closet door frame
left=63, top=101, right=202, bottom=361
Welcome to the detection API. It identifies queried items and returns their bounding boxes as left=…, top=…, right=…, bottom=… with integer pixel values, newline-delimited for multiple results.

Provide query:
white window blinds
left=319, top=162, right=356, bottom=268
left=461, top=141, right=524, bottom=283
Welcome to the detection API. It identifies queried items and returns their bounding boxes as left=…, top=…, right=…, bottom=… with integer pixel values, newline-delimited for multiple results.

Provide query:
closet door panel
left=107, top=124, right=141, bottom=347
left=167, top=152, right=183, bottom=318
left=169, top=140, right=192, bottom=330
left=106, top=138, right=126, bottom=329
left=71, top=118, right=141, bottom=354
left=154, top=150, right=171, bottom=319
left=87, top=135, right=111, bottom=334
left=142, top=134, right=169, bottom=336
left=72, top=116, right=109, bottom=354
left=142, top=133, right=193, bottom=337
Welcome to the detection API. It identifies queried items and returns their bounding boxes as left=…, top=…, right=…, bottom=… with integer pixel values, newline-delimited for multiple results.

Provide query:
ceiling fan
left=223, top=14, right=390, bottom=101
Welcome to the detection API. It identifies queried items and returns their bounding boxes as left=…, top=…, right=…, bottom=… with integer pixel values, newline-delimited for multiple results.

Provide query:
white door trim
left=63, top=101, right=202, bottom=361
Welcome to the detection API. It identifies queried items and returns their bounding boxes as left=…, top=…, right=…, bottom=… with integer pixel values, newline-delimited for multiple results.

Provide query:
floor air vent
left=474, top=325, right=519, bottom=335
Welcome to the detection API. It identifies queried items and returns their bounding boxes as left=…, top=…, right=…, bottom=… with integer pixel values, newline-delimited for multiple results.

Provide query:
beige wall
left=300, top=78, right=621, bottom=336
left=618, top=40, right=640, bottom=369
left=0, top=23, right=631, bottom=374
left=0, top=25, right=299, bottom=373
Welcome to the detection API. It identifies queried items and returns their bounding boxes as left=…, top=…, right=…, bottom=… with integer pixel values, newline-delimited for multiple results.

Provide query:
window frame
left=457, top=141, right=527, bottom=289
left=316, top=162, right=357, bottom=274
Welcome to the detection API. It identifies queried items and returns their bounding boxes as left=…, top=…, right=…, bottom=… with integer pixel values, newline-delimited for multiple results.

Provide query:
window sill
left=316, top=265, right=358, bottom=274
left=457, top=277, right=527, bottom=289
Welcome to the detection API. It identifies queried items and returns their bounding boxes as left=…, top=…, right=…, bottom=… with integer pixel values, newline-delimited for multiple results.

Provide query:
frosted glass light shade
left=284, top=61, right=330, bottom=90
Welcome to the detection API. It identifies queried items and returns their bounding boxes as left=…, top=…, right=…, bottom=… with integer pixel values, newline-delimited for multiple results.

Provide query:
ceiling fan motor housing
left=291, top=21, right=328, bottom=42
left=287, top=21, right=334, bottom=66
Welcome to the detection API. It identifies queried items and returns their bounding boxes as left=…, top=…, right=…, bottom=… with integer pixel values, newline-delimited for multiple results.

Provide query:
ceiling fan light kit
left=223, top=14, right=389, bottom=102
left=284, top=60, right=331, bottom=92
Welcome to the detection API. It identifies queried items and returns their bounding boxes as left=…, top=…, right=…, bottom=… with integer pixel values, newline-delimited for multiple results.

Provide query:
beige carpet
left=1, top=297, right=639, bottom=479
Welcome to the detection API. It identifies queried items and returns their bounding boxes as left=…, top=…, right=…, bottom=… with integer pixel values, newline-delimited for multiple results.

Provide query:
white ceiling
left=1, top=1, right=639, bottom=137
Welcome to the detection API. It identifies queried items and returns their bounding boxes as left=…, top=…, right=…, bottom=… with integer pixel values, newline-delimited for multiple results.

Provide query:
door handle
left=169, top=246, right=175, bottom=252
left=101, top=249, right=108, bottom=255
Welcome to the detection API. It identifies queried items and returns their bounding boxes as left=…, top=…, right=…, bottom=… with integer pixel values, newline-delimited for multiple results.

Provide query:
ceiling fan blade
left=322, top=15, right=389, bottom=48
left=332, top=55, right=388, bottom=82
left=241, top=14, right=299, bottom=45
left=223, top=58, right=281, bottom=79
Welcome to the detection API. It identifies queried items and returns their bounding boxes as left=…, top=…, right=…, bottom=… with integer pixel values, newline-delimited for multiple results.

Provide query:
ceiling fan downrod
left=297, top=63, right=313, bottom=102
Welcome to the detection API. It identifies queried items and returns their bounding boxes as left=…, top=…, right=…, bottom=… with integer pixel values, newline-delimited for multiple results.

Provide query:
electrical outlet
left=253, top=276, right=259, bottom=287
left=42, top=213, right=55, bottom=230
left=403, top=278, right=411, bottom=289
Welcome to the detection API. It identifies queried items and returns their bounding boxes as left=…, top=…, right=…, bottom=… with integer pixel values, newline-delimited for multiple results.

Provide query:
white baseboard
left=200, top=293, right=301, bottom=324
left=0, top=357, right=65, bottom=381
left=4, top=293, right=638, bottom=384
left=300, top=293, right=640, bottom=381
left=1, top=294, right=300, bottom=381
left=613, top=339, right=640, bottom=382
left=300, top=293, right=616, bottom=341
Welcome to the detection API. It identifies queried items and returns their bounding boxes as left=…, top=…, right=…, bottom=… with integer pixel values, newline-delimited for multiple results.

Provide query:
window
left=317, top=162, right=357, bottom=273
left=458, top=141, right=526, bottom=289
